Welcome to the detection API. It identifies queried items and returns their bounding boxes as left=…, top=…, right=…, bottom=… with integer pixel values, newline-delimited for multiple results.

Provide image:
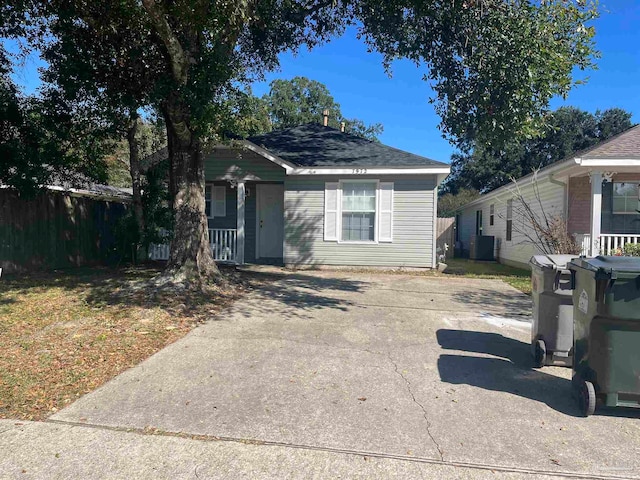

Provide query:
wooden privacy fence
left=436, top=217, right=455, bottom=259
left=0, top=189, right=128, bottom=273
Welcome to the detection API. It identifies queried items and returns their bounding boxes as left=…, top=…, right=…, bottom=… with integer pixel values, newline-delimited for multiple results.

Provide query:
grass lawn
left=0, top=265, right=247, bottom=421
left=440, top=258, right=532, bottom=295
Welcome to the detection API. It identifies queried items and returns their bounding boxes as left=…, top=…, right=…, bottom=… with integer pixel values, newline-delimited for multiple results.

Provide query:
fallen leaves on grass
left=0, top=265, right=246, bottom=421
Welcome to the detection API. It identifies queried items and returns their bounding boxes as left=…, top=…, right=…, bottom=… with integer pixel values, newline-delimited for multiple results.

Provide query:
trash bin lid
left=569, top=256, right=640, bottom=276
left=530, top=254, right=579, bottom=270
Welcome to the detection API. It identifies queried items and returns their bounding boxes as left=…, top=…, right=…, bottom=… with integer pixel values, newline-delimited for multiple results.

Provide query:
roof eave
left=241, top=140, right=297, bottom=173
left=457, top=158, right=576, bottom=210
left=288, top=167, right=451, bottom=176
left=574, top=157, right=640, bottom=167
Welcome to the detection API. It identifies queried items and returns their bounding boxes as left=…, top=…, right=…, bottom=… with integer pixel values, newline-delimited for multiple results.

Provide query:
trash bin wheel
left=579, top=380, right=596, bottom=417
left=533, top=339, right=546, bottom=368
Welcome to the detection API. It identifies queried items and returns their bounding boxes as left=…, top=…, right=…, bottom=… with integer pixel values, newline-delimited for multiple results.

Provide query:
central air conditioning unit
left=469, top=235, right=495, bottom=261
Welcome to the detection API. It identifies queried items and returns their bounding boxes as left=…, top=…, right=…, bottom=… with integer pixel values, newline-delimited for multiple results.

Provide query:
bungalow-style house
left=150, top=123, right=450, bottom=268
left=455, top=125, right=640, bottom=269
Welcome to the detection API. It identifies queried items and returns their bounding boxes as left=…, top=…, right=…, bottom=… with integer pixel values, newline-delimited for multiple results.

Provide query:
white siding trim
left=577, top=158, right=640, bottom=167
left=290, top=167, right=450, bottom=176
left=242, top=140, right=296, bottom=172
left=432, top=185, right=438, bottom=268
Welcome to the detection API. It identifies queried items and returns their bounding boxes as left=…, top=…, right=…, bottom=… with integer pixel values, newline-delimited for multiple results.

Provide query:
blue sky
left=253, top=1, right=640, bottom=163
left=8, top=1, right=640, bottom=164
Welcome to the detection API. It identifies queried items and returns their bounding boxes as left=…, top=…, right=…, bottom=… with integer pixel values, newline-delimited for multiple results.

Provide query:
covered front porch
left=563, top=168, right=640, bottom=256
left=149, top=180, right=285, bottom=265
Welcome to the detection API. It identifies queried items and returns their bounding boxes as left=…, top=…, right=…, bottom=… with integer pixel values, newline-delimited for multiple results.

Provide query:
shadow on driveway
left=437, top=329, right=640, bottom=418
left=436, top=329, right=579, bottom=416
left=227, top=271, right=370, bottom=320
left=451, top=288, right=531, bottom=317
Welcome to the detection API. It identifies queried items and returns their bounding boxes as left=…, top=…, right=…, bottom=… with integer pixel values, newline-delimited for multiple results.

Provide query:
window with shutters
left=205, top=184, right=226, bottom=219
left=489, top=204, right=494, bottom=226
left=324, top=180, right=393, bottom=243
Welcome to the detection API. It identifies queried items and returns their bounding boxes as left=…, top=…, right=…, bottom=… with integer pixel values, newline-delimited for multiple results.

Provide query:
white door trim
left=255, top=184, right=262, bottom=259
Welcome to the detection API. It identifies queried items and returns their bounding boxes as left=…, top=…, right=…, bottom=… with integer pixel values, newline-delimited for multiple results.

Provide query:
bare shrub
left=507, top=170, right=581, bottom=255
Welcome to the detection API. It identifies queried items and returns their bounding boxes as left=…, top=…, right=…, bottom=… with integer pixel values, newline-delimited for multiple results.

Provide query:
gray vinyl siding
left=284, top=175, right=436, bottom=267
left=204, top=148, right=285, bottom=182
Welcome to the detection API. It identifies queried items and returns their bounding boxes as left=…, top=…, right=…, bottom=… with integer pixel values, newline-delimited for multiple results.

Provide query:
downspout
left=548, top=174, right=569, bottom=219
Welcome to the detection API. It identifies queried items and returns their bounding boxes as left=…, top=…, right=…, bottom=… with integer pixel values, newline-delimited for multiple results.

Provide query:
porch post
left=589, top=171, right=602, bottom=256
left=236, top=181, right=245, bottom=265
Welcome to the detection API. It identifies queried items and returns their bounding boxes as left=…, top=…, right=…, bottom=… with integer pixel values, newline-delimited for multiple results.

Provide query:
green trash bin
left=568, top=256, right=640, bottom=416
left=530, top=255, right=577, bottom=368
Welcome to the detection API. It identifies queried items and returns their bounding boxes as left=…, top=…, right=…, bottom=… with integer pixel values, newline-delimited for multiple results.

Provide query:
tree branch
left=141, top=0, right=189, bottom=85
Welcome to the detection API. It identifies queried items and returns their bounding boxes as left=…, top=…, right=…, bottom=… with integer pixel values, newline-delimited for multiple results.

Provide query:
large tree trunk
left=127, top=114, right=145, bottom=255
left=162, top=93, right=220, bottom=285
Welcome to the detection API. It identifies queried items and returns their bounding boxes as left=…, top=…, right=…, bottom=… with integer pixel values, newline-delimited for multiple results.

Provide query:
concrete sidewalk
left=3, top=270, right=640, bottom=478
left=0, top=419, right=573, bottom=479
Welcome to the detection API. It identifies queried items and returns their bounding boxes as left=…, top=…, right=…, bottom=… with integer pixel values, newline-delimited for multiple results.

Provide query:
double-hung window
left=324, top=181, right=393, bottom=243
left=612, top=182, right=640, bottom=214
left=506, top=199, right=513, bottom=241
left=205, top=184, right=226, bottom=219
left=341, top=182, right=377, bottom=241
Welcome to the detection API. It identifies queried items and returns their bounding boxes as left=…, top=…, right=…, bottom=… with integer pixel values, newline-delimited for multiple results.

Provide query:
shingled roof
left=580, top=124, right=640, bottom=159
left=247, top=123, right=447, bottom=168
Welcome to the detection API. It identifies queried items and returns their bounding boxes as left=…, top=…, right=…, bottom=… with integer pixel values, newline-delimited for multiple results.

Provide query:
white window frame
left=612, top=182, right=640, bottom=215
left=205, top=184, right=226, bottom=219
left=506, top=199, right=513, bottom=242
left=337, top=179, right=380, bottom=244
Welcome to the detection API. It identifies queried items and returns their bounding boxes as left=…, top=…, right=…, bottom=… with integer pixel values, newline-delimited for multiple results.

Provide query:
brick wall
left=567, top=176, right=590, bottom=235
left=568, top=174, right=640, bottom=236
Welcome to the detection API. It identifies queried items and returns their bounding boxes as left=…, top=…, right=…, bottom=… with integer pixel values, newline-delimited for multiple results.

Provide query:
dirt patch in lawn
left=0, top=265, right=252, bottom=420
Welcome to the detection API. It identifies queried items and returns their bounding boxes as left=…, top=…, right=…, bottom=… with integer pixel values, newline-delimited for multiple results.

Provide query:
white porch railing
left=578, top=234, right=640, bottom=256
left=149, top=228, right=238, bottom=263
left=209, top=228, right=237, bottom=263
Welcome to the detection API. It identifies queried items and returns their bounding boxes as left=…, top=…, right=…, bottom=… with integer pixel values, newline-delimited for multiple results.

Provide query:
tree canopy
left=2, top=0, right=600, bottom=284
left=0, top=46, right=111, bottom=195
left=262, top=76, right=383, bottom=140
left=443, top=107, right=633, bottom=195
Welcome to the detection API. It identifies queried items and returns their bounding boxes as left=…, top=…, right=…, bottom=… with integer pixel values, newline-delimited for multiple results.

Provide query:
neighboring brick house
left=456, top=125, right=640, bottom=268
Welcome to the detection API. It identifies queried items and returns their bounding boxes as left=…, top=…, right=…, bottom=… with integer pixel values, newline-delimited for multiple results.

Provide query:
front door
left=256, top=184, right=284, bottom=260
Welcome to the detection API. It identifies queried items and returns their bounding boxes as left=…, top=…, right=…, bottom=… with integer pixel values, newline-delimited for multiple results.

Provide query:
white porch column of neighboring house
left=236, top=181, right=245, bottom=265
left=589, top=170, right=603, bottom=256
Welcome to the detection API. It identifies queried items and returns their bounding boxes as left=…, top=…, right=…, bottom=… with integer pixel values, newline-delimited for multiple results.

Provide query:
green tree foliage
left=261, top=77, right=383, bottom=140
left=438, top=188, right=480, bottom=218
left=357, top=0, right=599, bottom=150
left=443, top=107, right=633, bottom=194
left=4, top=0, right=599, bottom=283
left=104, top=118, right=168, bottom=188
left=0, top=49, right=110, bottom=195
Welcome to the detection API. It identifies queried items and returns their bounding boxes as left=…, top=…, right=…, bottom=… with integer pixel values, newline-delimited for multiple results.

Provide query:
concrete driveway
left=3, top=270, right=640, bottom=479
